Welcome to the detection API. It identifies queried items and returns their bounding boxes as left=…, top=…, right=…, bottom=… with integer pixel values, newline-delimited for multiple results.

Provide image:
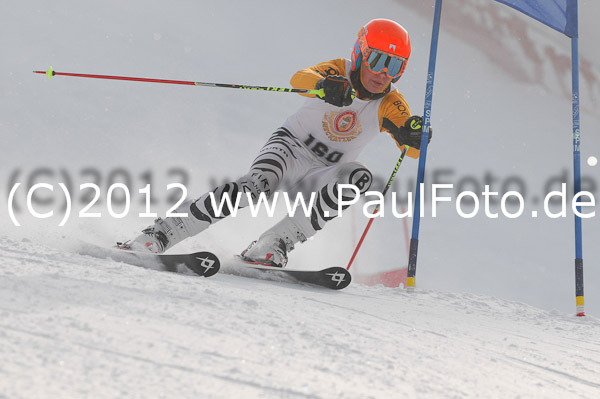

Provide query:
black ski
left=79, top=243, right=348, bottom=288
left=154, top=251, right=220, bottom=277
left=229, top=258, right=352, bottom=290
left=78, top=243, right=220, bottom=277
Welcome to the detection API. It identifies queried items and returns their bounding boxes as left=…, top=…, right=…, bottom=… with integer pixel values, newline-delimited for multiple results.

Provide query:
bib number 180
left=304, top=134, right=343, bottom=163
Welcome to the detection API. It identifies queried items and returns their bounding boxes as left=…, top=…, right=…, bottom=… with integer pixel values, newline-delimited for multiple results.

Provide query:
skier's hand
left=392, top=115, right=432, bottom=149
left=315, top=75, right=354, bottom=107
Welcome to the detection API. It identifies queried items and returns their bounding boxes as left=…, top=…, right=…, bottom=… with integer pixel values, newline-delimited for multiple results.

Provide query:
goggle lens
left=365, top=49, right=407, bottom=79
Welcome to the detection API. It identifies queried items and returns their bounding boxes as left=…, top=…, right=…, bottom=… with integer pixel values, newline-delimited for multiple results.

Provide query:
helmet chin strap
left=350, top=67, right=390, bottom=100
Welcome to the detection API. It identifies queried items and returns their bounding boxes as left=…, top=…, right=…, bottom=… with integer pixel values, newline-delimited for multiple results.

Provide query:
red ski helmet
left=351, top=19, right=411, bottom=83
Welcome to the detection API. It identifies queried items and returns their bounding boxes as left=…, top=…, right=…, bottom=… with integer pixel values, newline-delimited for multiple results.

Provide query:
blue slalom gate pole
left=570, top=4, right=585, bottom=316
left=406, top=0, right=443, bottom=290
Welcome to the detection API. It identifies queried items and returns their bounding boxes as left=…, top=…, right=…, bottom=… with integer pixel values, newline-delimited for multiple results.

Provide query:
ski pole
left=346, top=145, right=409, bottom=271
left=33, top=66, right=349, bottom=98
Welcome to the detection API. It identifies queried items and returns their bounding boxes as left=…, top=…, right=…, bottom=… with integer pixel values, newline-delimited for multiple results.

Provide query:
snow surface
left=2, top=237, right=600, bottom=398
left=2, top=0, right=600, bottom=397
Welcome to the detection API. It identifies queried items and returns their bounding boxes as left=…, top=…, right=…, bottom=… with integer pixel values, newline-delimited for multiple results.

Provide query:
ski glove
left=315, top=75, right=354, bottom=107
left=391, top=115, right=433, bottom=150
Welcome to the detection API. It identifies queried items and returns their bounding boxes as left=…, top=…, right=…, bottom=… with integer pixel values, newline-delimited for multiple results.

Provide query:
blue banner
left=494, top=0, right=578, bottom=37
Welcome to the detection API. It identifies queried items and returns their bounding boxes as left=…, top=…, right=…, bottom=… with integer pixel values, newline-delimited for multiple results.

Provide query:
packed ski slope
left=2, top=0, right=600, bottom=397
left=1, top=237, right=599, bottom=399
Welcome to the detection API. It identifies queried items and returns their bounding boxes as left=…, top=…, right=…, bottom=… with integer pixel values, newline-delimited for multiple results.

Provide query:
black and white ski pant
left=187, top=128, right=373, bottom=239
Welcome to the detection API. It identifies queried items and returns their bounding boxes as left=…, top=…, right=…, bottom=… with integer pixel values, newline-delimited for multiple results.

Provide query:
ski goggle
left=364, top=48, right=408, bottom=79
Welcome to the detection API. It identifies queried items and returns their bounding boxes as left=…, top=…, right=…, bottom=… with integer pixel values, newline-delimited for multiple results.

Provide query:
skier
left=118, top=18, right=431, bottom=267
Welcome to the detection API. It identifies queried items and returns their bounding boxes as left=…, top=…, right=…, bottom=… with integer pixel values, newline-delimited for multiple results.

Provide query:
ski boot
left=240, top=218, right=307, bottom=267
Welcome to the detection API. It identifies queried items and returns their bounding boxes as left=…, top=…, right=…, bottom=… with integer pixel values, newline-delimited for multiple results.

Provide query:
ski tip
left=321, top=267, right=352, bottom=290
left=188, top=251, right=221, bottom=278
